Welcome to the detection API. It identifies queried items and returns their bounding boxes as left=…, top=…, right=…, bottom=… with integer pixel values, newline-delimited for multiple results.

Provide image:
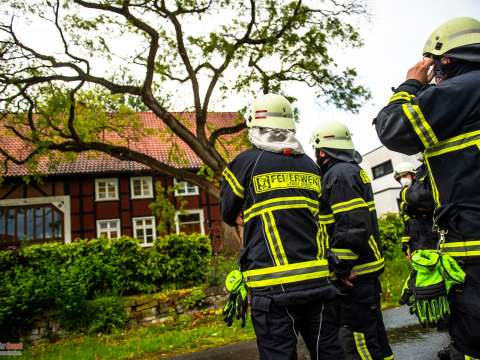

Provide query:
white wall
left=361, top=146, right=420, bottom=216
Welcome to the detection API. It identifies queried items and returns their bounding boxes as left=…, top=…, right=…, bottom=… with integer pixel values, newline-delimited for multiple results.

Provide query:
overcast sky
left=294, top=0, right=480, bottom=157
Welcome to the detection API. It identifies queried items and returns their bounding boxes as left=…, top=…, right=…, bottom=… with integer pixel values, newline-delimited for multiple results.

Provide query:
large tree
left=0, top=0, right=369, bottom=198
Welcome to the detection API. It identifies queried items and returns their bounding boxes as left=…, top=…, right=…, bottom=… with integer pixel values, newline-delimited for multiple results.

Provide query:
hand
left=235, top=212, right=244, bottom=226
left=406, top=58, right=434, bottom=85
left=340, top=271, right=357, bottom=288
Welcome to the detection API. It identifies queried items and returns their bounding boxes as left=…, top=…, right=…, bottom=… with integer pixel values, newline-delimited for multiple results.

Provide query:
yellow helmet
left=310, top=121, right=355, bottom=150
left=423, top=17, right=480, bottom=57
left=246, top=94, right=295, bottom=130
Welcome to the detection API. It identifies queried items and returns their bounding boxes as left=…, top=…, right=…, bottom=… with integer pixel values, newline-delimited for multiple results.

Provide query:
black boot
left=437, top=346, right=450, bottom=360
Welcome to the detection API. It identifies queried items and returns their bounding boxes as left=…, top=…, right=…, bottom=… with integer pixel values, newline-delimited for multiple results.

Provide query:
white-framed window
left=174, top=178, right=199, bottom=197
left=133, top=216, right=156, bottom=246
left=130, top=176, right=154, bottom=199
left=95, top=178, right=119, bottom=201
left=96, top=219, right=121, bottom=239
left=175, top=209, right=205, bottom=234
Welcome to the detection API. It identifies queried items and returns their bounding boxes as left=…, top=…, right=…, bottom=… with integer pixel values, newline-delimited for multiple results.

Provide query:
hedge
left=378, top=212, right=404, bottom=260
left=0, top=233, right=211, bottom=340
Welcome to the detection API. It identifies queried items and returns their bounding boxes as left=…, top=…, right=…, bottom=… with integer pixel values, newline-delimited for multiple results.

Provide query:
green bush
left=79, top=296, right=128, bottom=335
left=0, top=233, right=211, bottom=340
left=378, top=212, right=404, bottom=260
left=154, top=233, right=212, bottom=288
left=182, top=288, right=207, bottom=310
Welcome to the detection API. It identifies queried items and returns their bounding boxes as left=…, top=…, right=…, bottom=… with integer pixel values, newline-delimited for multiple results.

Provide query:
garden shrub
left=378, top=212, right=404, bottom=260
left=0, top=233, right=211, bottom=339
left=79, top=296, right=128, bottom=334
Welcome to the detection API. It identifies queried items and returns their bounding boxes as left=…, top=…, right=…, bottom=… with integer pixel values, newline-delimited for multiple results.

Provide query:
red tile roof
left=0, top=112, right=246, bottom=177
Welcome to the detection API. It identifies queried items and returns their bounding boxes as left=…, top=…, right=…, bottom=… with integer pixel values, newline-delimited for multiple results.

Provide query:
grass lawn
left=23, top=312, right=256, bottom=360
left=380, top=252, right=411, bottom=309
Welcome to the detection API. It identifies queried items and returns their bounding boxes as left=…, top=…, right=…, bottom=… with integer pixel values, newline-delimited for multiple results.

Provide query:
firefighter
left=394, top=160, right=437, bottom=258
left=221, top=94, right=343, bottom=360
left=374, top=17, right=480, bottom=360
left=310, top=121, right=393, bottom=360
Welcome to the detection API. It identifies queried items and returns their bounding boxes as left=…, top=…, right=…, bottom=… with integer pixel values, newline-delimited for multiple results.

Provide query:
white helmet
left=310, top=121, right=355, bottom=150
left=394, top=162, right=416, bottom=180
left=246, top=94, right=295, bottom=130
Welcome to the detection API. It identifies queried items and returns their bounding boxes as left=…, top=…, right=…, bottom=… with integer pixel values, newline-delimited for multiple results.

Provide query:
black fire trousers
left=250, top=295, right=344, bottom=360
left=449, top=263, right=480, bottom=360
left=338, top=278, right=394, bottom=360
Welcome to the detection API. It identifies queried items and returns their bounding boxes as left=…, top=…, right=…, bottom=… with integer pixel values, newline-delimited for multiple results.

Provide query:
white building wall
left=361, top=146, right=420, bottom=216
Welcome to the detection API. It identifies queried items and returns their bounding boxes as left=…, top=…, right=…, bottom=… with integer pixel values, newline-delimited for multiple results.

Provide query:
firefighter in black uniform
left=394, top=161, right=438, bottom=257
left=221, top=94, right=343, bottom=360
left=374, top=17, right=480, bottom=360
left=310, top=121, right=393, bottom=360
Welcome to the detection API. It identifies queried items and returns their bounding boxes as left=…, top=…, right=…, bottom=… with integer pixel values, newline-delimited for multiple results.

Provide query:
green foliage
left=182, top=288, right=207, bottom=310
left=79, top=296, right=128, bottom=335
left=155, top=233, right=212, bottom=288
left=206, top=255, right=238, bottom=287
left=149, top=181, right=186, bottom=235
left=0, top=234, right=211, bottom=340
left=378, top=212, right=404, bottom=260
left=381, top=248, right=411, bottom=309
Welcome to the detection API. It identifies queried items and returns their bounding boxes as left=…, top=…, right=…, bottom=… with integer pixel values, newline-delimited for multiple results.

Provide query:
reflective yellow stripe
left=332, top=248, right=359, bottom=260
left=318, top=213, right=335, bottom=224
left=402, top=103, right=438, bottom=148
left=384, top=355, right=395, bottom=360
left=243, top=259, right=329, bottom=288
left=388, top=91, right=415, bottom=104
left=252, top=171, right=321, bottom=194
left=367, top=200, right=376, bottom=212
left=401, top=236, right=411, bottom=244
left=423, top=129, right=480, bottom=207
left=353, top=258, right=385, bottom=275
left=331, top=197, right=368, bottom=214
left=222, top=167, right=244, bottom=198
left=244, top=196, right=319, bottom=222
left=440, top=240, right=480, bottom=258
left=369, top=236, right=382, bottom=260
left=261, top=213, right=281, bottom=266
left=268, top=211, right=288, bottom=265
left=353, top=332, right=373, bottom=360
left=401, top=187, right=408, bottom=202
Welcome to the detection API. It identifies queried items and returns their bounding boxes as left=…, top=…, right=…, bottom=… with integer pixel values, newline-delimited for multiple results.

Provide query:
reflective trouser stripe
left=369, top=236, right=382, bottom=260
left=332, top=248, right=358, bottom=260
left=401, top=236, right=411, bottom=244
left=388, top=91, right=415, bottom=104
left=440, top=240, right=480, bottom=258
left=353, top=258, right=385, bottom=275
left=261, top=211, right=288, bottom=266
left=244, top=196, right=319, bottom=222
left=353, top=332, right=373, bottom=360
left=331, top=197, right=368, bottom=214
left=402, top=103, right=438, bottom=148
left=243, top=260, right=329, bottom=288
left=222, top=167, right=244, bottom=198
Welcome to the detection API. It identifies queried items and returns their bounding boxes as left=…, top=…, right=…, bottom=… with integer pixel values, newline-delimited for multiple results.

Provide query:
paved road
left=171, top=306, right=449, bottom=360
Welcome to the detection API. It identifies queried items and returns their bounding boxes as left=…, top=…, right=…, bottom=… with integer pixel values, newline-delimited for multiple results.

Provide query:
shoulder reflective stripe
left=440, top=240, right=480, bottom=257
left=331, top=198, right=367, bottom=214
left=222, top=167, right=244, bottom=198
left=244, top=196, right=319, bottom=222
left=243, top=259, right=329, bottom=288
left=261, top=213, right=281, bottom=266
left=353, top=258, right=385, bottom=275
left=332, top=248, right=359, bottom=260
left=353, top=332, right=373, bottom=360
left=424, top=129, right=480, bottom=158
left=401, top=236, right=411, bottom=243
left=388, top=91, right=415, bottom=104
left=369, top=236, right=382, bottom=260
left=402, top=103, right=438, bottom=148
left=252, top=171, right=321, bottom=194
left=318, top=213, right=335, bottom=224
